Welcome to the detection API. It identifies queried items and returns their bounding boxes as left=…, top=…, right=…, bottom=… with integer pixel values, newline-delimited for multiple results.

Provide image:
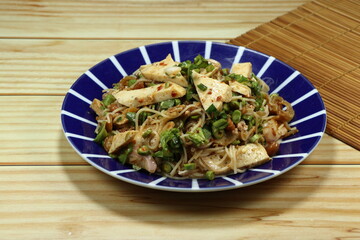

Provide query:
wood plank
left=0, top=165, right=359, bottom=239
left=0, top=0, right=310, bottom=39
left=0, top=96, right=359, bottom=165
left=0, top=39, right=166, bottom=95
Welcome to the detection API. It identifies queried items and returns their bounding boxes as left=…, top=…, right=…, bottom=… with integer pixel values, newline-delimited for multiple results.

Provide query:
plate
left=61, top=41, right=326, bottom=192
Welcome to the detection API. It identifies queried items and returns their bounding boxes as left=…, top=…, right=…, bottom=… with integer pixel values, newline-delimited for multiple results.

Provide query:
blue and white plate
left=61, top=41, right=326, bottom=192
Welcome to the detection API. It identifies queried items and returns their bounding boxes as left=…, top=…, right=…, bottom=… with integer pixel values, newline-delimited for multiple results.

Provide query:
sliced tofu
left=192, top=72, right=232, bottom=111
left=112, top=82, right=186, bottom=108
left=229, top=80, right=251, bottom=97
left=231, top=62, right=252, bottom=79
left=139, top=54, right=188, bottom=87
left=90, top=98, right=105, bottom=116
left=109, top=130, right=138, bottom=154
left=235, top=143, right=270, bottom=169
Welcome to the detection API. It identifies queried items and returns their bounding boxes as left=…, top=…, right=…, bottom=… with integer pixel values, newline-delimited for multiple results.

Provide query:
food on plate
left=90, top=54, right=298, bottom=179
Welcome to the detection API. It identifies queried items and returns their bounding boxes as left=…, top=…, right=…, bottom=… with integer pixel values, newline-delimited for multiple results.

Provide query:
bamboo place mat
left=229, top=0, right=360, bottom=150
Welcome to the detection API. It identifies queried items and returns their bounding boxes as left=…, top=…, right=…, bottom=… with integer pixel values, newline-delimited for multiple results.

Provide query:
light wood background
left=1, top=1, right=360, bottom=239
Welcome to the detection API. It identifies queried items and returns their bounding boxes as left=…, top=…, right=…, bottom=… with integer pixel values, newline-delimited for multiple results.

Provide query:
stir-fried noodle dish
left=90, top=54, right=298, bottom=180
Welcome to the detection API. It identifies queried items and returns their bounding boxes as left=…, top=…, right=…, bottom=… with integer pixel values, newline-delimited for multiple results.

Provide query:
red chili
left=157, top=85, right=163, bottom=91
left=171, top=91, right=177, bottom=97
left=216, top=96, right=222, bottom=101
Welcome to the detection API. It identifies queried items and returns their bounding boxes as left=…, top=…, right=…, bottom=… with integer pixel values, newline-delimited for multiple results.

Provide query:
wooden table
left=1, top=1, right=359, bottom=239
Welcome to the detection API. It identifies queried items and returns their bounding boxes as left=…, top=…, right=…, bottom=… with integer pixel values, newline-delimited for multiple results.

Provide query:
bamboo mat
left=229, top=0, right=360, bottom=150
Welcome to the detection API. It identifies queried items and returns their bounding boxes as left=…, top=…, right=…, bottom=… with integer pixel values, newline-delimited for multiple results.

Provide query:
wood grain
left=0, top=96, right=359, bottom=165
left=0, top=0, right=310, bottom=39
left=229, top=0, right=360, bottom=150
left=0, top=39, right=165, bottom=95
left=0, top=165, right=359, bottom=239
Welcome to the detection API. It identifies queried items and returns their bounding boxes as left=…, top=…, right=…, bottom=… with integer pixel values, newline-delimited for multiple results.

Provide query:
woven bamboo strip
left=229, top=0, right=360, bottom=149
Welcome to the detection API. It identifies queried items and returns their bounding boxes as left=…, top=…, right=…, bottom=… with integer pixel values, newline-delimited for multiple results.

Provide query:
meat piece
left=128, top=134, right=157, bottom=173
left=262, top=119, right=288, bottom=143
left=90, top=98, right=105, bottom=116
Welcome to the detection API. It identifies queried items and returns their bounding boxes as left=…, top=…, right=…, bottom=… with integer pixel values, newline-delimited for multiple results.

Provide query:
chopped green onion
left=206, top=64, right=215, bottom=72
left=128, top=79, right=137, bottom=86
left=137, top=145, right=150, bottom=155
left=249, top=134, right=261, bottom=143
left=212, top=119, right=228, bottom=130
left=212, top=129, right=224, bottom=139
left=202, top=128, right=212, bottom=140
left=142, top=129, right=152, bottom=138
left=102, top=94, right=116, bottom=107
left=165, top=82, right=170, bottom=88
left=160, top=99, right=175, bottom=110
left=205, top=171, right=215, bottom=180
left=232, top=110, right=241, bottom=124
left=231, top=140, right=241, bottom=145
left=132, top=165, right=142, bottom=170
left=229, top=100, right=240, bottom=109
left=222, top=68, right=229, bottom=75
left=109, top=153, right=118, bottom=159
left=186, top=87, right=194, bottom=101
left=162, top=162, right=173, bottom=173
left=94, top=123, right=108, bottom=144
left=242, top=114, right=253, bottom=121
left=197, top=83, right=208, bottom=91
left=126, top=112, right=136, bottom=125
left=223, top=103, right=230, bottom=112
left=174, top=99, right=181, bottom=105
left=190, top=115, right=200, bottom=120
left=184, top=163, right=196, bottom=170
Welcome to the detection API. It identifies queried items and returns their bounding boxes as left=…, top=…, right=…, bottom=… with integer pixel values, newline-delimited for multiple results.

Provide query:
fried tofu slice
left=192, top=71, right=232, bottom=111
left=229, top=81, right=251, bottom=97
left=108, top=130, right=138, bottom=154
left=112, top=82, right=186, bottom=108
left=235, top=143, right=270, bottom=169
left=231, top=62, right=252, bottom=79
left=139, top=54, right=188, bottom=87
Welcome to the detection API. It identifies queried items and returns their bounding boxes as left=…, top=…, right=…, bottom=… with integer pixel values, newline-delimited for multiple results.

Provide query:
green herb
left=157, top=128, right=183, bottom=160
left=206, top=104, right=219, bottom=118
left=184, top=163, right=196, bottom=170
left=190, top=115, right=200, bottom=120
left=202, top=128, right=212, bottom=140
left=186, top=128, right=208, bottom=147
left=118, top=143, right=133, bottom=164
left=231, top=140, right=241, bottom=145
left=186, top=87, right=195, bottom=101
left=223, top=103, right=230, bottom=112
left=197, top=83, right=208, bottom=91
left=232, top=110, right=241, bottom=124
left=205, top=171, right=215, bottom=180
left=102, top=94, right=116, bottom=107
left=174, top=99, right=181, bottom=105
